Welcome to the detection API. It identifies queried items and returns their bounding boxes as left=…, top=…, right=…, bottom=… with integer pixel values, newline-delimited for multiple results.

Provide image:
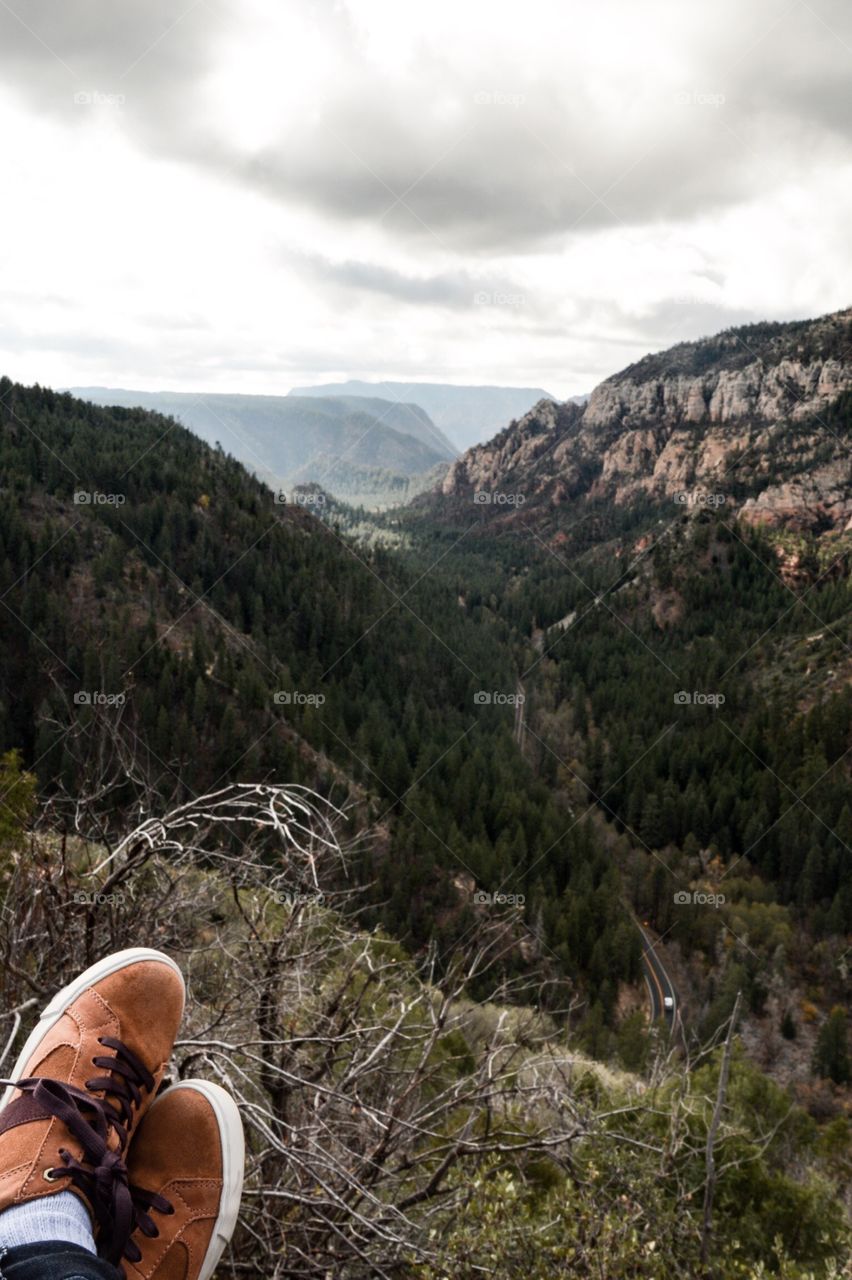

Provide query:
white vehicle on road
left=663, top=996, right=674, bottom=1010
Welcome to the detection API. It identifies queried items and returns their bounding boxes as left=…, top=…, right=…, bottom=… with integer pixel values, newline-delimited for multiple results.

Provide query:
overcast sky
left=0, top=0, right=850, bottom=399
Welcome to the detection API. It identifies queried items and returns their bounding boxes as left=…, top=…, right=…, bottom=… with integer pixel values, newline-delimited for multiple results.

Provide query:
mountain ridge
left=290, top=379, right=566, bottom=451
left=69, top=386, right=455, bottom=508
left=437, top=307, right=852, bottom=538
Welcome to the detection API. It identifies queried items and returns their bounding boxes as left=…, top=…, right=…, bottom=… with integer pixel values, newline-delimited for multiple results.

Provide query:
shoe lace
left=1, top=1038, right=173, bottom=1267
left=85, top=1037, right=153, bottom=1145
left=125, top=1185, right=175, bottom=1265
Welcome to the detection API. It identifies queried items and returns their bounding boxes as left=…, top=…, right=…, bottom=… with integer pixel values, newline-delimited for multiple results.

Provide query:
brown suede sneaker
left=0, top=948, right=185, bottom=1265
left=124, top=1081, right=245, bottom=1280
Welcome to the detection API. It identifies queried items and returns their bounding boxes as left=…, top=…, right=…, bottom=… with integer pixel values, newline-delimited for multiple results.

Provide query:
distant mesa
left=289, top=379, right=569, bottom=452
left=68, top=387, right=455, bottom=511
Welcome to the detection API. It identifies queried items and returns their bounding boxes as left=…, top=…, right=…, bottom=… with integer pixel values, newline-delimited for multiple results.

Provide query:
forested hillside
left=3, top=376, right=850, bottom=1047
left=391, top=498, right=852, bottom=1050
left=0, top=379, right=638, bottom=1007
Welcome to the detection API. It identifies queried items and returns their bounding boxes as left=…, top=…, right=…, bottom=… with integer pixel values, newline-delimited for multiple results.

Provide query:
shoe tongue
left=103, top=1110, right=126, bottom=1152
left=90, top=1078, right=135, bottom=1151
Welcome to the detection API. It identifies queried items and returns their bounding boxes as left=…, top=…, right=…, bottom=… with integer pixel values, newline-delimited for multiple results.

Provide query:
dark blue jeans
left=0, top=1244, right=120, bottom=1280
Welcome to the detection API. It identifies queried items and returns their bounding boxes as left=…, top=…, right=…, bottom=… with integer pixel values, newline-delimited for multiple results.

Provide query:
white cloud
left=0, top=0, right=849, bottom=399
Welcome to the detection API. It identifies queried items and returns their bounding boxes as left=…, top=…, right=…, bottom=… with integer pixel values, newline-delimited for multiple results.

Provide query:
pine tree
left=813, top=1008, right=851, bottom=1084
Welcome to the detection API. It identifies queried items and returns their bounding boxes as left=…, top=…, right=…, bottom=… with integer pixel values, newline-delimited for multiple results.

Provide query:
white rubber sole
left=0, top=947, right=186, bottom=1111
left=157, top=1080, right=245, bottom=1280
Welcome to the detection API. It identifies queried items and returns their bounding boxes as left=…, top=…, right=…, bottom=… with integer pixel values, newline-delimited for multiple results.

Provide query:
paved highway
left=513, top=679, right=525, bottom=745
left=636, top=921, right=678, bottom=1027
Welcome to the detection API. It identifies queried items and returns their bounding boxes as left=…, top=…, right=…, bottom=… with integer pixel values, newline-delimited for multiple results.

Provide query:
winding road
left=636, top=921, right=678, bottom=1027
left=513, top=678, right=525, bottom=745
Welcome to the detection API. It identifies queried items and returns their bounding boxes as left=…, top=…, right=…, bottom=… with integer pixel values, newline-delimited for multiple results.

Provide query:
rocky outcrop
left=582, top=357, right=852, bottom=431
left=738, top=462, right=852, bottom=534
left=440, top=398, right=577, bottom=497
left=436, top=307, right=852, bottom=536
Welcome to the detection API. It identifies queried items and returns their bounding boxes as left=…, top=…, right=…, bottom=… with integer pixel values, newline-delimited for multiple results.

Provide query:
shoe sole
left=0, top=947, right=186, bottom=1112
left=156, top=1080, right=245, bottom=1280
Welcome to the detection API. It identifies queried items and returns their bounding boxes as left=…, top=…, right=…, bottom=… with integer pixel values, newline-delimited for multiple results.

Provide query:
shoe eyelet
left=43, top=1168, right=58, bottom=1182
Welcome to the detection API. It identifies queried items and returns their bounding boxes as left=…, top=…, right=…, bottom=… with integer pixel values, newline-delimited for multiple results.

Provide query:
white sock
left=0, top=1191, right=96, bottom=1254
